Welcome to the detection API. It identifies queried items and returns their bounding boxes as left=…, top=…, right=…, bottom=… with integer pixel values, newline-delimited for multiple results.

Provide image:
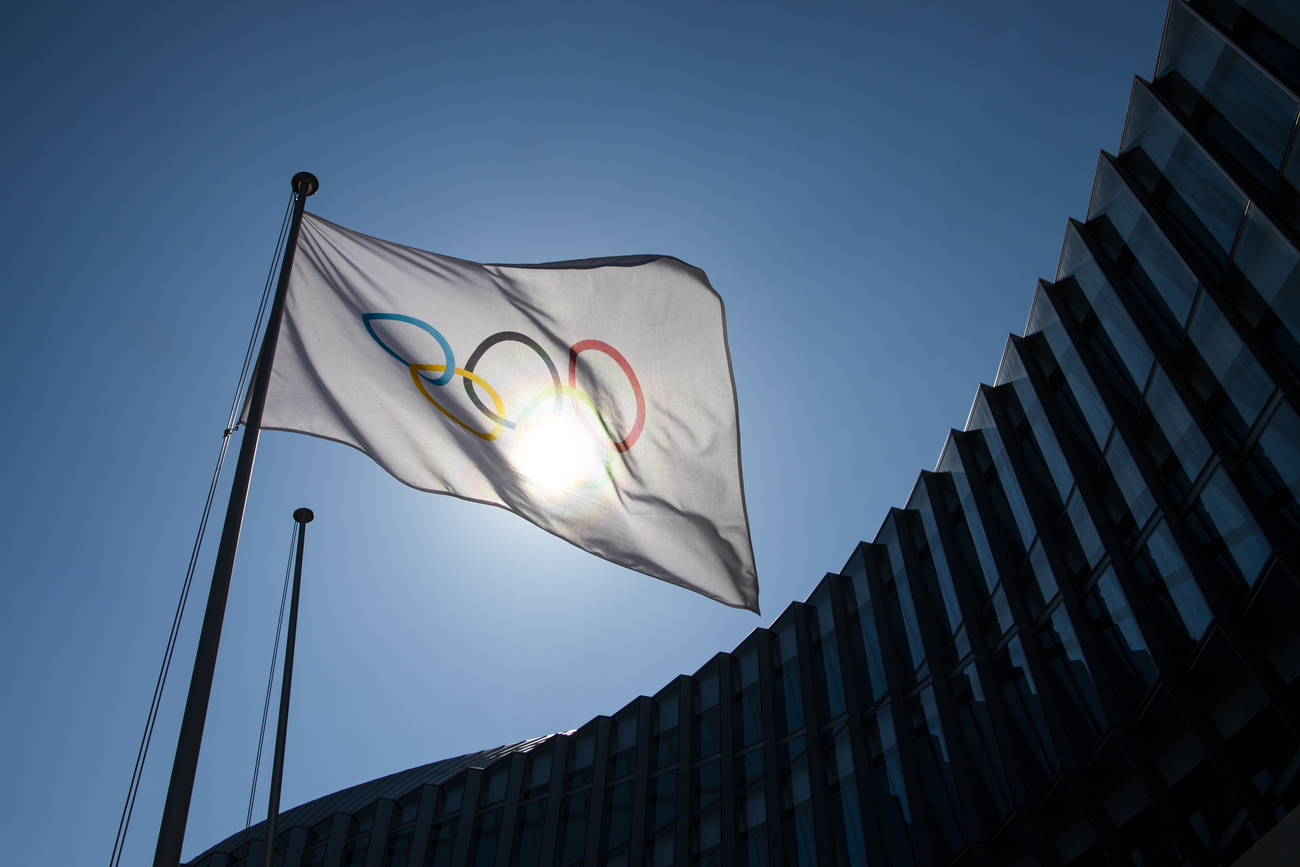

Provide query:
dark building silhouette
left=186, top=1, right=1300, bottom=864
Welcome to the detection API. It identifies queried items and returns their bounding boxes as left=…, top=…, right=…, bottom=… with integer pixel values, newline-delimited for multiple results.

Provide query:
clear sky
left=1, top=1, right=1170, bottom=862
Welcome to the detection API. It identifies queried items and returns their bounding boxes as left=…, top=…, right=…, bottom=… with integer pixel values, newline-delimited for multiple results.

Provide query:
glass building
left=187, top=2, right=1300, bottom=864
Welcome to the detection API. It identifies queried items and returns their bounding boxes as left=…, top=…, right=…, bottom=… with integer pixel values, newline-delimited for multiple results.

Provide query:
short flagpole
left=260, top=508, right=313, bottom=867
left=153, top=172, right=318, bottom=867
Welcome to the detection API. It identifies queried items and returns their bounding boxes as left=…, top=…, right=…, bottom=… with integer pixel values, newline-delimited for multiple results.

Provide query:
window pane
left=1223, top=204, right=1300, bottom=378
left=1187, top=466, right=1272, bottom=598
left=1120, top=80, right=1248, bottom=273
left=1134, top=367, right=1212, bottom=500
left=1180, top=293, right=1274, bottom=445
left=1133, top=519, right=1213, bottom=649
left=1247, top=400, right=1300, bottom=532
left=1156, top=1, right=1299, bottom=187
left=1087, top=160, right=1200, bottom=340
left=1086, top=566, right=1158, bottom=714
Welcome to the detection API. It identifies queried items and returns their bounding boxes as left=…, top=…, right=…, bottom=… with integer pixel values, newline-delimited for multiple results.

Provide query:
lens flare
left=512, top=414, right=603, bottom=490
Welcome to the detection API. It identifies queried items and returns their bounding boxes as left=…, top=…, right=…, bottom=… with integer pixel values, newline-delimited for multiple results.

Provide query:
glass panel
left=877, top=515, right=927, bottom=672
left=823, top=725, right=868, bottom=867
left=1188, top=632, right=1297, bottom=794
left=1087, top=160, right=1200, bottom=341
left=382, top=827, right=415, bottom=867
left=1057, top=225, right=1157, bottom=406
left=1188, top=0, right=1300, bottom=94
left=1095, top=434, right=1156, bottom=548
left=770, top=613, right=804, bottom=737
left=601, top=781, right=633, bottom=853
left=423, top=819, right=458, bottom=867
left=972, top=414, right=1037, bottom=552
left=1085, top=566, right=1158, bottom=714
left=523, top=744, right=554, bottom=799
left=1187, top=466, right=1272, bottom=598
left=780, top=750, right=816, bottom=867
left=1064, top=487, right=1105, bottom=577
left=909, top=478, right=964, bottom=637
left=1135, top=688, right=1238, bottom=848
left=647, top=771, right=677, bottom=834
left=985, top=585, right=1016, bottom=639
left=645, top=825, right=675, bottom=867
left=510, top=800, right=547, bottom=867
left=1247, top=400, right=1300, bottom=532
left=468, top=809, right=502, bottom=867
left=994, top=635, right=1059, bottom=791
left=1156, top=1, right=1299, bottom=188
left=1021, top=540, right=1061, bottom=620
left=951, top=661, right=1011, bottom=826
left=1133, top=519, right=1214, bottom=652
left=693, top=660, right=721, bottom=760
left=1037, top=783, right=1103, bottom=867
left=1039, top=605, right=1107, bottom=754
left=481, top=763, right=510, bottom=807
left=691, top=761, right=720, bottom=815
left=555, top=791, right=590, bottom=867
left=938, top=438, right=1002, bottom=597
left=651, top=683, right=680, bottom=771
left=690, top=803, right=720, bottom=867
left=732, top=635, right=763, bottom=748
left=1009, top=375, right=1075, bottom=506
left=807, top=583, right=846, bottom=721
left=608, top=704, right=638, bottom=780
left=565, top=727, right=597, bottom=790
left=908, top=687, right=963, bottom=860
left=737, top=777, right=767, bottom=867
left=1224, top=205, right=1300, bottom=377
left=842, top=548, right=888, bottom=704
left=1180, top=292, right=1274, bottom=445
left=1084, top=740, right=1182, bottom=867
left=1134, top=367, right=1212, bottom=500
left=868, top=703, right=916, bottom=867
left=1120, top=80, right=1248, bottom=274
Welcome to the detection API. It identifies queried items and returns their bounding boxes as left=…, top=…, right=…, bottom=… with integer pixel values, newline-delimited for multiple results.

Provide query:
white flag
left=261, top=213, right=759, bottom=612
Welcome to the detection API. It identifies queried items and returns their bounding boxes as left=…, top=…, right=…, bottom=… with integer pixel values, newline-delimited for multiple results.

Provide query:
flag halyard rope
left=245, top=522, right=299, bottom=831
left=109, top=194, right=294, bottom=867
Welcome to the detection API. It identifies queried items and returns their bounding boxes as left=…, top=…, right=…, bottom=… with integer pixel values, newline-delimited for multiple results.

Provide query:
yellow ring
left=409, top=364, right=506, bottom=442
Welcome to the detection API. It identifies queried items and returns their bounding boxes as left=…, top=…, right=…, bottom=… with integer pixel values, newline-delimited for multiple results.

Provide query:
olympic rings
left=409, top=364, right=506, bottom=441
left=463, top=331, right=562, bottom=429
left=363, top=313, right=645, bottom=484
left=363, top=313, right=455, bottom=387
left=569, top=340, right=645, bottom=453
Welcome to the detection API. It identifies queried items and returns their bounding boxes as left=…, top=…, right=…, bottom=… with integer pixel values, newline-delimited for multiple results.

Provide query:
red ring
left=568, top=340, right=645, bottom=453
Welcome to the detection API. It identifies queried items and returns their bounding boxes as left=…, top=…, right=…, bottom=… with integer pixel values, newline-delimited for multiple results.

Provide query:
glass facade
left=188, top=3, right=1300, bottom=865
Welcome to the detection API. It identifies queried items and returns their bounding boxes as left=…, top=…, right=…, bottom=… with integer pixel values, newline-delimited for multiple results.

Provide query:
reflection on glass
left=1181, top=293, right=1274, bottom=445
left=1223, top=205, right=1300, bottom=376
left=1187, top=467, right=1272, bottom=598
left=822, top=726, right=867, bottom=867
left=1120, top=80, right=1247, bottom=273
left=1135, top=367, right=1211, bottom=499
left=1248, top=400, right=1300, bottom=531
left=1156, top=1, right=1299, bottom=187
left=1134, top=519, right=1213, bottom=649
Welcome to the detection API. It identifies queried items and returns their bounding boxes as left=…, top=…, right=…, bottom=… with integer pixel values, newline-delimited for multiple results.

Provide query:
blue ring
left=362, top=313, right=455, bottom=387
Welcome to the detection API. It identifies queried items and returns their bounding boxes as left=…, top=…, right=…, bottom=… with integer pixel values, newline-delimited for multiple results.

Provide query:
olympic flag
left=259, top=213, right=759, bottom=612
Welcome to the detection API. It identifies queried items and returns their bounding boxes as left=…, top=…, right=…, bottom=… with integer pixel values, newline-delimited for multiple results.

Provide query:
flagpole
left=153, top=172, right=318, bottom=867
left=261, top=508, right=312, bottom=867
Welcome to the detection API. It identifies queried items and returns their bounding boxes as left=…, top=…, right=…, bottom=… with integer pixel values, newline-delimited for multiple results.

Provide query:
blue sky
left=1, top=1, right=1170, bottom=862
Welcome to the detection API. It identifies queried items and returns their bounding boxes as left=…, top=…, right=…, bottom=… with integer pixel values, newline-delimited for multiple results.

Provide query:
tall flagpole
left=260, top=507, right=312, bottom=867
left=153, top=172, right=318, bottom=867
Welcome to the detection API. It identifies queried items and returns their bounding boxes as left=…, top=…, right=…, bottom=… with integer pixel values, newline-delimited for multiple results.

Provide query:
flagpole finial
left=293, top=508, right=314, bottom=523
left=291, top=172, right=319, bottom=197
